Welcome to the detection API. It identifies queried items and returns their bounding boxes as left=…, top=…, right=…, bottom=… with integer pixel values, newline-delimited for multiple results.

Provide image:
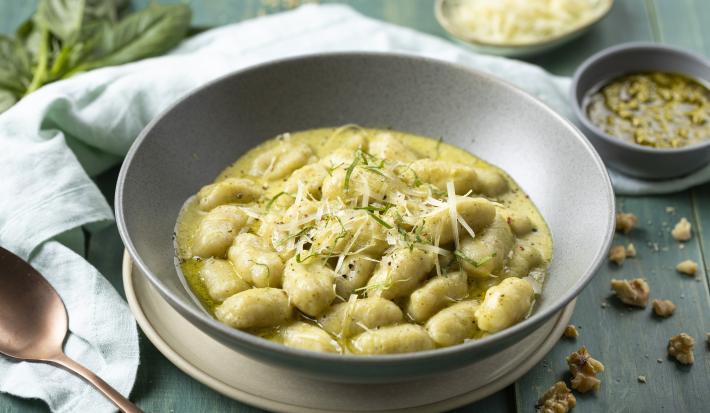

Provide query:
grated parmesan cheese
left=449, top=0, right=608, bottom=45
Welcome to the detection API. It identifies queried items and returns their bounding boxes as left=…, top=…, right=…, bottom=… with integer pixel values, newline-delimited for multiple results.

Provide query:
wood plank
left=650, top=0, right=710, bottom=56
left=692, top=183, right=710, bottom=295
left=526, top=0, right=657, bottom=75
left=516, top=193, right=710, bottom=412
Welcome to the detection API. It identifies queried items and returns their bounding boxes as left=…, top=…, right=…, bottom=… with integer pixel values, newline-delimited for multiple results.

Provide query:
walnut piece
left=652, top=299, right=676, bottom=317
left=616, top=212, right=638, bottom=234
left=676, top=259, right=698, bottom=276
left=567, top=346, right=605, bottom=393
left=671, top=217, right=692, bottom=241
left=668, top=333, right=695, bottom=365
left=536, top=381, right=576, bottom=413
left=608, top=245, right=626, bottom=265
left=626, top=243, right=637, bottom=257
left=563, top=324, right=579, bottom=339
left=610, top=278, right=649, bottom=308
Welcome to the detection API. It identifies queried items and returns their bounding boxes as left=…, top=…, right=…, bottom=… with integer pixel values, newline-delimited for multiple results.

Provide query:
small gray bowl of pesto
left=571, top=42, right=710, bottom=179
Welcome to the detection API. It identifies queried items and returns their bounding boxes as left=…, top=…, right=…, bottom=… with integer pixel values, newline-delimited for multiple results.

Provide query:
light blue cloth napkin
left=2, top=4, right=707, bottom=412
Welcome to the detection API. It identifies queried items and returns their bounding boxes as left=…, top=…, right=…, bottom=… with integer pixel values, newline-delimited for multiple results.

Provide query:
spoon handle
left=48, top=352, right=143, bottom=413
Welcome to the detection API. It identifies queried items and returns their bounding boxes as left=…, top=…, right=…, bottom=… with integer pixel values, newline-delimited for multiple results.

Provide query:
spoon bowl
left=0, top=246, right=142, bottom=413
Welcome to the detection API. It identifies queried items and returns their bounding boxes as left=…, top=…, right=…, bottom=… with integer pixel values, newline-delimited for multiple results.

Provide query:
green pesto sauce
left=585, top=72, right=709, bottom=149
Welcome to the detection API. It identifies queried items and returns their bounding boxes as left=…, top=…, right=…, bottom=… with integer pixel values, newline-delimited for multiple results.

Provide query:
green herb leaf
left=295, top=252, right=320, bottom=263
left=0, top=35, right=32, bottom=95
left=343, top=156, right=360, bottom=191
left=265, top=191, right=292, bottom=210
left=365, top=210, right=393, bottom=229
left=454, top=250, right=496, bottom=268
left=70, top=4, right=191, bottom=73
left=34, top=0, right=86, bottom=43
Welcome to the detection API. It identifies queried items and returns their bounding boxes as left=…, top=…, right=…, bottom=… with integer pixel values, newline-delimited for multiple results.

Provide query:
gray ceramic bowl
left=571, top=42, right=710, bottom=179
left=116, top=53, right=614, bottom=382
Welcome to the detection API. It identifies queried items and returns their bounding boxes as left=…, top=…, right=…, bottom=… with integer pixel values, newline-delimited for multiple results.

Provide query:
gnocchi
left=191, top=205, right=248, bottom=258
left=176, top=126, right=551, bottom=354
left=475, top=277, right=535, bottom=333
left=319, top=296, right=403, bottom=337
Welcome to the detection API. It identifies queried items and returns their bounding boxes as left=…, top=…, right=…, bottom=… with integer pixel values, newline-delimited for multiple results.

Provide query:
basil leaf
left=0, top=88, right=17, bottom=114
left=16, top=19, right=42, bottom=60
left=83, top=0, right=124, bottom=23
left=0, top=35, right=32, bottom=94
left=76, top=4, right=190, bottom=72
left=34, top=0, right=86, bottom=43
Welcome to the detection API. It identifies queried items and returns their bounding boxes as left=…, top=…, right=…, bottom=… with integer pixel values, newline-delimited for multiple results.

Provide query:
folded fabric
left=1, top=4, right=706, bottom=412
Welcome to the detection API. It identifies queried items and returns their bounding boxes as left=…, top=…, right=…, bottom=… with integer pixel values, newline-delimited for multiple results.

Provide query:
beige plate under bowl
left=123, top=252, right=574, bottom=413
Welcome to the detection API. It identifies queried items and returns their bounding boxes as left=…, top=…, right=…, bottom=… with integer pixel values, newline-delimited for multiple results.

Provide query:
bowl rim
left=116, top=52, right=615, bottom=365
left=570, top=41, right=710, bottom=155
left=434, top=0, right=614, bottom=50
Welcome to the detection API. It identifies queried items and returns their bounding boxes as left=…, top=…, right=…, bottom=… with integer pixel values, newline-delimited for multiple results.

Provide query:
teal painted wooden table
left=1, top=1, right=709, bottom=412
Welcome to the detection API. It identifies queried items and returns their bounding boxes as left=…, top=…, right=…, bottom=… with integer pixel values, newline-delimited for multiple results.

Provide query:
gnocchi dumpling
left=425, top=300, right=481, bottom=346
left=191, top=205, right=248, bottom=258
left=200, top=258, right=250, bottom=302
left=321, top=165, right=390, bottom=202
left=368, top=132, right=419, bottom=163
left=228, top=233, right=284, bottom=288
left=319, top=296, right=403, bottom=337
left=458, top=213, right=515, bottom=278
left=418, top=197, right=496, bottom=245
left=504, top=212, right=534, bottom=236
left=282, top=257, right=336, bottom=317
left=471, top=168, right=508, bottom=196
left=409, top=159, right=477, bottom=194
left=406, top=271, right=468, bottom=323
left=282, top=322, right=342, bottom=353
left=365, top=247, right=435, bottom=300
left=215, top=288, right=292, bottom=329
left=281, top=163, right=329, bottom=203
left=475, top=277, right=535, bottom=333
left=250, top=141, right=316, bottom=181
left=506, top=243, right=543, bottom=277
left=334, top=254, right=377, bottom=298
left=310, top=210, right=388, bottom=256
left=197, top=178, right=261, bottom=211
left=350, top=324, right=435, bottom=355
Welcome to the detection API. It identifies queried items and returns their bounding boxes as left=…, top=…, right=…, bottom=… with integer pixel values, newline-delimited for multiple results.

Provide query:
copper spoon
left=0, top=246, right=142, bottom=413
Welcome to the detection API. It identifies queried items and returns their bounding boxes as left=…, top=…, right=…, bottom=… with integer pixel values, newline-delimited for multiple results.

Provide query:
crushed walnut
left=616, top=212, right=638, bottom=234
left=671, top=217, right=692, bottom=241
left=608, top=245, right=626, bottom=265
left=676, top=259, right=698, bottom=276
left=536, top=381, right=576, bottom=413
left=668, top=333, right=695, bottom=365
left=567, top=346, right=605, bottom=393
left=637, top=375, right=647, bottom=384
left=652, top=299, right=676, bottom=317
left=626, top=243, right=637, bottom=257
left=610, top=278, right=649, bottom=308
left=563, top=325, right=579, bottom=339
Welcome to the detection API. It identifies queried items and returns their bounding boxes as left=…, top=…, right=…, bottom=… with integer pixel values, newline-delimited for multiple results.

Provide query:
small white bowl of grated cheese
left=436, top=0, right=614, bottom=57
